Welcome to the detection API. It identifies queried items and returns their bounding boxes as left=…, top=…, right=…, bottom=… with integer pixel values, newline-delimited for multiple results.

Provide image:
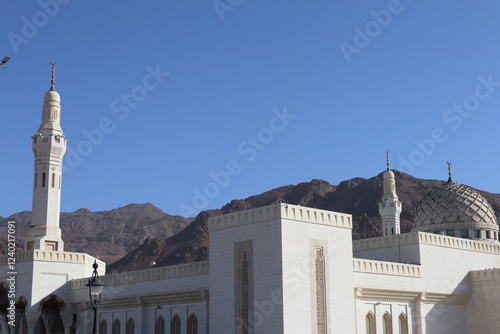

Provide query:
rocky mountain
left=107, top=171, right=500, bottom=273
left=3, top=171, right=500, bottom=273
left=0, top=203, right=193, bottom=264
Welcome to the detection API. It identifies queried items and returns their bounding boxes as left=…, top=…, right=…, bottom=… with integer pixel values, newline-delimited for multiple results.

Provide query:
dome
left=43, top=89, right=60, bottom=104
left=383, top=169, right=395, bottom=179
left=412, top=180, right=498, bottom=238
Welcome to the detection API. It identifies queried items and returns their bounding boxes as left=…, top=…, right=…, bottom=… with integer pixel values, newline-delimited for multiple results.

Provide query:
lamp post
left=86, top=260, right=105, bottom=334
left=0, top=56, right=10, bottom=68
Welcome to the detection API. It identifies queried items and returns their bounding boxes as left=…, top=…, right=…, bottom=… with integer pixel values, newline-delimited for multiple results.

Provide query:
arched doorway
left=35, top=296, right=65, bottom=334
left=15, top=298, right=28, bottom=334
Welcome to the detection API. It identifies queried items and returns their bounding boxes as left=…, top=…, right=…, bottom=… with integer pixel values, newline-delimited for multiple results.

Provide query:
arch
left=155, top=315, right=165, bottom=334
left=126, top=317, right=135, bottom=334
left=35, top=298, right=65, bottom=334
left=99, top=319, right=107, bottom=334
left=187, top=313, right=198, bottom=334
left=383, top=312, right=392, bottom=334
left=398, top=313, right=408, bottom=334
left=170, top=315, right=181, bottom=334
left=38, top=295, right=66, bottom=312
left=16, top=297, right=28, bottom=306
left=366, top=312, right=376, bottom=334
left=15, top=297, right=28, bottom=334
left=155, top=316, right=165, bottom=334
left=112, top=319, right=120, bottom=334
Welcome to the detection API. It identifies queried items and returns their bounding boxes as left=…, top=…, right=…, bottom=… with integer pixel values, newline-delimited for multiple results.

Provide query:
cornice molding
left=355, top=287, right=470, bottom=305
left=72, top=288, right=209, bottom=312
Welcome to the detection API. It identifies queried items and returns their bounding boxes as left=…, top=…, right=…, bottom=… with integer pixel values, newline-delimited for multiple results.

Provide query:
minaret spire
left=25, top=63, right=67, bottom=251
left=379, top=151, right=402, bottom=237
left=447, top=161, right=453, bottom=182
left=50, top=61, right=56, bottom=90
left=386, top=150, right=390, bottom=171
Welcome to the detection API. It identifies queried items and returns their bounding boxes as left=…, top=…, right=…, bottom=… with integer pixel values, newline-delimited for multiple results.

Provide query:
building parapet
left=208, top=203, right=352, bottom=231
left=470, top=268, right=500, bottom=282
left=0, top=249, right=104, bottom=267
left=70, top=261, right=209, bottom=290
left=353, top=231, right=500, bottom=254
left=418, top=232, right=500, bottom=254
left=353, top=258, right=421, bottom=277
left=353, top=232, right=420, bottom=252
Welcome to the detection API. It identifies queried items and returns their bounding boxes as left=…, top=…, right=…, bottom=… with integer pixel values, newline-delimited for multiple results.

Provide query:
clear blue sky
left=1, top=1, right=500, bottom=218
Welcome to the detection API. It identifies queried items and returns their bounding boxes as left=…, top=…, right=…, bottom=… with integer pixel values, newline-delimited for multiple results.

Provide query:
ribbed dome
left=413, top=180, right=497, bottom=231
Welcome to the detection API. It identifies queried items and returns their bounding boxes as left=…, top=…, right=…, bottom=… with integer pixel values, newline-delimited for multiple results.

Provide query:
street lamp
left=86, top=260, right=105, bottom=334
left=0, top=56, right=10, bottom=69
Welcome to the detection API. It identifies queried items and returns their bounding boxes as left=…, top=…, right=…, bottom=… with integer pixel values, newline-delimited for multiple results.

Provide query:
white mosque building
left=2, top=69, right=500, bottom=334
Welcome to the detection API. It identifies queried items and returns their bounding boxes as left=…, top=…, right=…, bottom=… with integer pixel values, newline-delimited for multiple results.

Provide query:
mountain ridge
left=107, top=170, right=500, bottom=272
left=0, top=202, right=194, bottom=264
left=2, top=171, right=500, bottom=273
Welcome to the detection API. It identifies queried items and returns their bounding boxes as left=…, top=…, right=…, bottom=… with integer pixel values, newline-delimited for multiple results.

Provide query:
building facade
left=2, top=73, right=500, bottom=334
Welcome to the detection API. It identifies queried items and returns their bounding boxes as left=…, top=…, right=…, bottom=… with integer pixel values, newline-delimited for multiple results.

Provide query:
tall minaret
left=378, top=151, right=402, bottom=236
left=25, top=63, right=67, bottom=251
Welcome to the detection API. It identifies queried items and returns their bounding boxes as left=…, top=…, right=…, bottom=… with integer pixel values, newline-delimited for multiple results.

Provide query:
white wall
left=466, top=270, right=500, bottom=334
left=281, top=218, right=356, bottom=333
left=209, top=218, right=284, bottom=334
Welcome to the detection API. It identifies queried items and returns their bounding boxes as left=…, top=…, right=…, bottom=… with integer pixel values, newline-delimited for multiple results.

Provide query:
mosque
left=2, top=68, right=500, bottom=334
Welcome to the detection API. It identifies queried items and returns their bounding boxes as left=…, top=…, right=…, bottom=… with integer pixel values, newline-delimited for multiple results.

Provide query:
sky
left=1, top=1, right=500, bottom=218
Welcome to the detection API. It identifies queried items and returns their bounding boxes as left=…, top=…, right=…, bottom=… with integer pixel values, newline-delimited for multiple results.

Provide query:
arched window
left=187, top=314, right=198, bottom=334
left=112, top=319, right=120, bottom=334
left=383, top=312, right=392, bottom=334
left=366, top=312, right=375, bottom=334
left=398, top=313, right=408, bottom=334
left=99, top=319, right=107, bottom=334
left=126, top=317, right=135, bottom=334
left=171, top=315, right=181, bottom=334
left=155, top=316, right=165, bottom=334
left=51, top=173, right=55, bottom=188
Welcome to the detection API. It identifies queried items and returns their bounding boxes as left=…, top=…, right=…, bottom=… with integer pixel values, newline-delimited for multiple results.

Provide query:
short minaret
left=26, top=63, right=67, bottom=251
left=379, top=151, right=402, bottom=236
